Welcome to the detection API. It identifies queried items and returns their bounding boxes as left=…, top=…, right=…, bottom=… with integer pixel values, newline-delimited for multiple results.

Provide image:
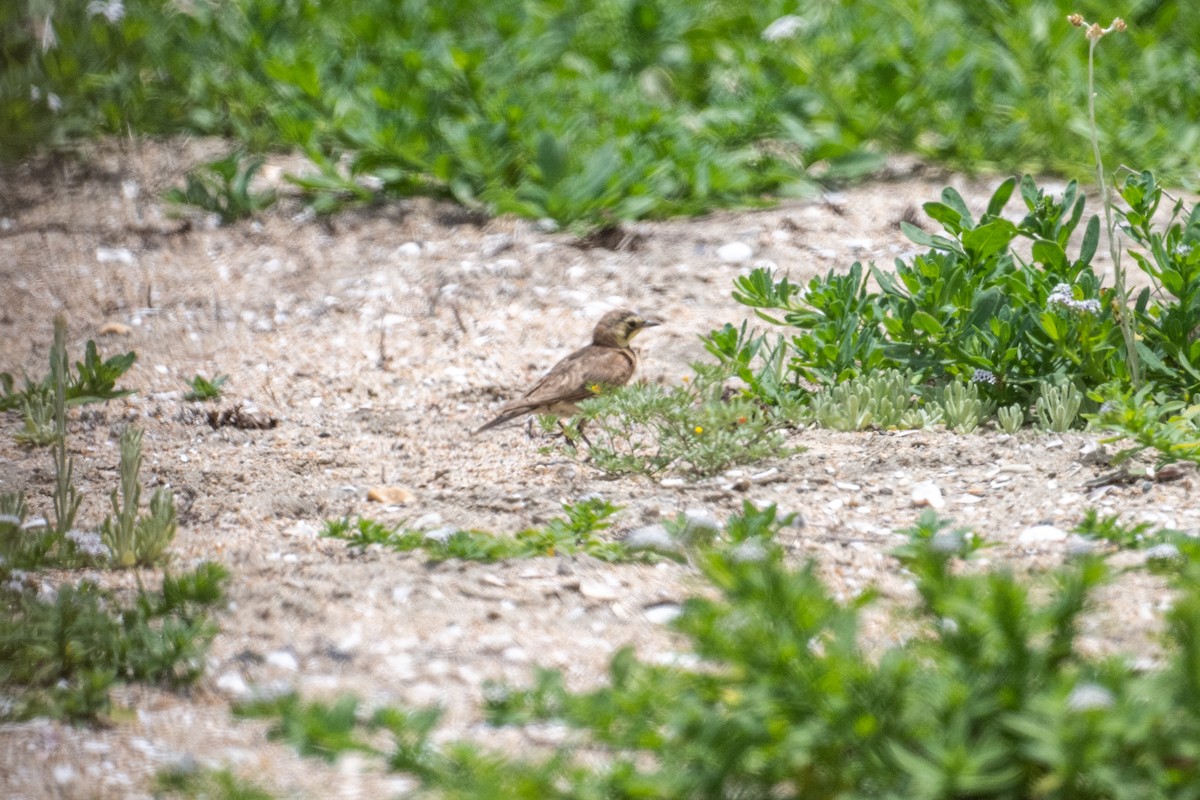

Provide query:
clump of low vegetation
left=324, top=498, right=649, bottom=562
left=236, top=503, right=1200, bottom=797
left=0, top=318, right=220, bottom=723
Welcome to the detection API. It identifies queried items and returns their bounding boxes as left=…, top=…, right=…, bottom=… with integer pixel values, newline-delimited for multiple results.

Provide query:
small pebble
left=1019, top=524, right=1068, bottom=544
left=623, top=524, right=675, bottom=552
left=286, top=521, right=319, bottom=538
left=265, top=651, right=299, bottom=671
left=643, top=603, right=683, bottom=625
left=424, top=526, right=456, bottom=544
left=215, top=672, right=249, bottom=697
left=367, top=486, right=416, bottom=505
left=578, top=579, right=619, bottom=601
left=96, top=247, right=134, bottom=264
left=911, top=482, right=945, bottom=509
left=98, top=322, right=132, bottom=336
left=717, top=241, right=754, bottom=264
left=413, top=512, right=444, bottom=530
left=683, top=509, right=720, bottom=536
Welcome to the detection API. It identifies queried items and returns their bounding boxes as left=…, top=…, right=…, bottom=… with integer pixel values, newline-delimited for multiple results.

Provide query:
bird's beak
left=639, top=318, right=663, bottom=329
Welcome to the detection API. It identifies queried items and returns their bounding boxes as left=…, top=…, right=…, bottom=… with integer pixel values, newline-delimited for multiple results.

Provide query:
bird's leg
left=559, top=418, right=592, bottom=449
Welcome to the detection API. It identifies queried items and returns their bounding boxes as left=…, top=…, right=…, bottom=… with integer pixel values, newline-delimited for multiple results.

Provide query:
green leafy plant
left=1074, top=508, right=1157, bottom=550
left=165, top=153, right=277, bottom=224
left=155, top=767, right=276, bottom=800
left=14, top=388, right=56, bottom=447
left=235, top=694, right=375, bottom=762
left=1118, top=169, right=1200, bottom=394
left=1035, top=379, right=1084, bottom=432
left=68, top=339, right=137, bottom=405
left=8, top=0, right=1200, bottom=223
left=701, top=321, right=791, bottom=406
left=555, top=364, right=794, bottom=477
left=1, top=332, right=135, bottom=415
left=997, top=402, right=1024, bottom=434
left=735, top=175, right=1125, bottom=408
left=184, top=373, right=229, bottom=401
left=101, top=427, right=177, bottom=567
left=323, top=498, right=639, bottom=562
left=0, top=562, right=228, bottom=722
left=243, top=505, right=1200, bottom=797
left=938, top=379, right=994, bottom=434
left=809, top=368, right=932, bottom=431
left=1092, top=387, right=1200, bottom=467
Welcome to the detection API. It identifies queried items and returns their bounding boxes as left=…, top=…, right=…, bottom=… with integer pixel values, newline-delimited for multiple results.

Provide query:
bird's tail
left=472, top=405, right=529, bottom=435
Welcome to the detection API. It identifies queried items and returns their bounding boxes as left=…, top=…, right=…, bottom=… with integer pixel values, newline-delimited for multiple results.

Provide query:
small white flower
left=47, top=93, right=62, bottom=113
left=1175, top=244, right=1194, bottom=259
left=88, top=0, right=125, bottom=23
left=30, top=85, right=41, bottom=101
left=66, top=529, right=111, bottom=559
left=971, top=368, right=997, bottom=385
left=762, top=15, right=806, bottom=42
left=729, top=538, right=768, bottom=563
left=2, top=570, right=29, bottom=593
left=1066, top=682, right=1115, bottom=712
left=930, top=531, right=964, bottom=554
left=1048, top=283, right=1100, bottom=315
left=1145, top=543, right=1182, bottom=563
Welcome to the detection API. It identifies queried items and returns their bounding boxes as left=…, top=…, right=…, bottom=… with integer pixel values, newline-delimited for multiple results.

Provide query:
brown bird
left=474, top=309, right=661, bottom=439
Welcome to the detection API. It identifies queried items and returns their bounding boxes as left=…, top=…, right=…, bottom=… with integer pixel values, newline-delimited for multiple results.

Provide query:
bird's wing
left=473, top=347, right=636, bottom=434
left=518, top=346, right=636, bottom=407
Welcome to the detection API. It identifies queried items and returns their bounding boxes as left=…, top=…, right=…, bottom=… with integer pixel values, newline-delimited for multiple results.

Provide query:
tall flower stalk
left=1069, top=13, right=1140, bottom=387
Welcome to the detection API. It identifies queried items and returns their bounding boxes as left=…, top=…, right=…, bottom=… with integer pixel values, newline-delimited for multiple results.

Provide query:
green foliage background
left=4, top=0, right=1199, bottom=224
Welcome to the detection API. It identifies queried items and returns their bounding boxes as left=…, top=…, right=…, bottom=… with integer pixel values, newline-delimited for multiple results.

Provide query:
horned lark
left=475, top=308, right=661, bottom=438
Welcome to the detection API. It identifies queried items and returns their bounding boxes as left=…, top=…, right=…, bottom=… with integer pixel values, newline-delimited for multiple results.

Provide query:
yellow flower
left=589, top=383, right=601, bottom=393
left=694, top=426, right=704, bottom=435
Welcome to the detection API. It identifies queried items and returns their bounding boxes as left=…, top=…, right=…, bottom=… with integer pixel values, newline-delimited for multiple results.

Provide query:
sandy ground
left=0, top=140, right=1194, bottom=799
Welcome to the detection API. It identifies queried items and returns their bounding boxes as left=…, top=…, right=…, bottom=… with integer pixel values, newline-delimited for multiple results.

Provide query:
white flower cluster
left=29, top=86, right=62, bottom=112
left=762, top=15, right=806, bottom=41
left=88, top=0, right=125, bottom=23
left=971, top=368, right=997, bottom=385
left=1065, top=681, right=1115, bottom=712
left=1047, top=283, right=1101, bottom=315
left=67, top=529, right=111, bottom=560
left=2, top=569, right=29, bottom=594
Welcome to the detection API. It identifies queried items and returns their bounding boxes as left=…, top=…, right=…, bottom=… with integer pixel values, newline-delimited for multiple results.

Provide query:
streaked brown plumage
left=474, top=309, right=661, bottom=435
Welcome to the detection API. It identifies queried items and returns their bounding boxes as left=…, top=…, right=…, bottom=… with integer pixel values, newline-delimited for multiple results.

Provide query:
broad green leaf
left=535, top=132, right=568, bottom=188
left=1039, top=311, right=1061, bottom=342
left=922, top=201, right=963, bottom=234
left=940, top=186, right=974, bottom=229
left=910, top=311, right=945, bottom=337
left=1032, top=239, right=1068, bottom=273
left=1020, top=174, right=1039, bottom=209
left=962, top=219, right=1018, bottom=262
left=901, top=221, right=936, bottom=247
left=1078, top=214, right=1100, bottom=265
left=964, top=288, right=1005, bottom=331
left=985, top=176, right=1017, bottom=218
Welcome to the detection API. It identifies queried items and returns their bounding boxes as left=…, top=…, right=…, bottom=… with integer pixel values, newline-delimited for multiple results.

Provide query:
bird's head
left=592, top=309, right=661, bottom=348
